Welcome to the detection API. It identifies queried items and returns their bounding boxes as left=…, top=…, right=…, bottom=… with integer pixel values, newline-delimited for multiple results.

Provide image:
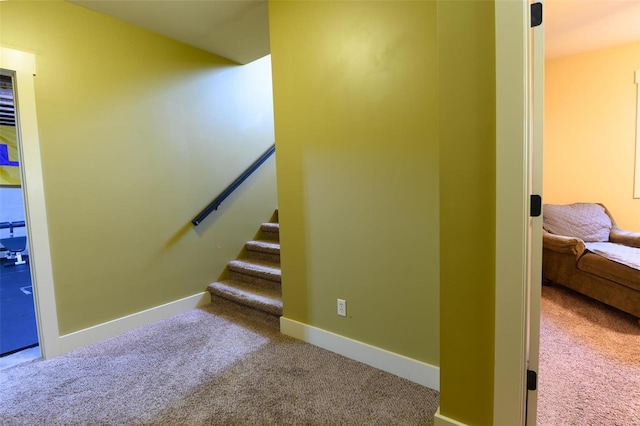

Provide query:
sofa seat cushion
left=578, top=244, right=640, bottom=291
left=543, top=203, right=612, bottom=242
left=584, top=242, right=640, bottom=270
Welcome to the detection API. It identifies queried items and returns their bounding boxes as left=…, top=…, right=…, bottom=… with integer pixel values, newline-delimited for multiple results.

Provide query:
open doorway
left=0, top=46, right=60, bottom=365
left=537, top=2, right=640, bottom=424
left=0, top=73, right=40, bottom=367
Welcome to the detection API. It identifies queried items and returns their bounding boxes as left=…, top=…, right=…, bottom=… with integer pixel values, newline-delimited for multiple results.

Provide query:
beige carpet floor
left=0, top=302, right=439, bottom=425
left=538, top=284, right=640, bottom=425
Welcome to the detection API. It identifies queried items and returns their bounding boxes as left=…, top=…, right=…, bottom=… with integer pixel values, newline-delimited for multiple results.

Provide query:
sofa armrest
left=609, top=226, right=640, bottom=248
left=542, top=229, right=586, bottom=258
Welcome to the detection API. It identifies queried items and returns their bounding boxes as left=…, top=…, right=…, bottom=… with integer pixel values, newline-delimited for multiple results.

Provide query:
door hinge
left=530, top=194, right=542, bottom=217
left=527, top=369, right=538, bottom=391
left=531, top=2, right=543, bottom=27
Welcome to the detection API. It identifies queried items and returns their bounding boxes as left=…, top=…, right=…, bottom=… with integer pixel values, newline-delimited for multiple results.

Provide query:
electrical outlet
left=337, top=299, right=347, bottom=317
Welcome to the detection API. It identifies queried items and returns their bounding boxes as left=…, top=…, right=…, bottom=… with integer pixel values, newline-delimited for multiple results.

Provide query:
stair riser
left=229, top=270, right=281, bottom=292
left=208, top=296, right=280, bottom=327
left=209, top=289, right=283, bottom=318
left=260, top=231, right=279, bottom=242
left=245, top=250, right=280, bottom=264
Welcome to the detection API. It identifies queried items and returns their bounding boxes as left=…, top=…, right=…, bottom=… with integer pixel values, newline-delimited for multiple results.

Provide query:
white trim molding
left=434, top=407, right=469, bottom=426
left=59, top=292, right=210, bottom=354
left=634, top=69, right=640, bottom=198
left=493, top=1, right=531, bottom=425
left=0, top=47, right=36, bottom=74
left=280, top=317, right=439, bottom=391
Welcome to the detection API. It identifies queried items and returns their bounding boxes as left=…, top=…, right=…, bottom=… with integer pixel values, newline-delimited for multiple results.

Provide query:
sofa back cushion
left=543, top=203, right=612, bottom=242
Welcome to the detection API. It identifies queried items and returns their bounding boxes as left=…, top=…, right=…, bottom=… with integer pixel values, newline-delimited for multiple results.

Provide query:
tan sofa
left=542, top=203, right=640, bottom=318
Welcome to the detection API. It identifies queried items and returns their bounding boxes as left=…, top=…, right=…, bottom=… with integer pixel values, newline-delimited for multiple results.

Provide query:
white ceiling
left=544, top=0, right=640, bottom=60
left=68, top=0, right=640, bottom=64
left=68, top=0, right=270, bottom=65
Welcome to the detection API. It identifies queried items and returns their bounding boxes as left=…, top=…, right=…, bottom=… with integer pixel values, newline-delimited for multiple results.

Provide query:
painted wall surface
left=269, top=1, right=440, bottom=365
left=0, top=187, right=28, bottom=256
left=0, top=2, right=277, bottom=334
left=438, top=2, right=496, bottom=425
left=545, top=41, right=640, bottom=231
left=0, top=187, right=25, bottom=225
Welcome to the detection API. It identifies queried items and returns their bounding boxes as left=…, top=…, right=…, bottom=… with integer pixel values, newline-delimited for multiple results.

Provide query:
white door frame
left=1, top=46, right=61, bottom=359
left=526, top=6, right=545, bottom=424
left=494, top=1, right=533, bottom=425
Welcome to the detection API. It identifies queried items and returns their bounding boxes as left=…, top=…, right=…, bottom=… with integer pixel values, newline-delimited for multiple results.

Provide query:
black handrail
left=191, top=144, right=275, bottom=227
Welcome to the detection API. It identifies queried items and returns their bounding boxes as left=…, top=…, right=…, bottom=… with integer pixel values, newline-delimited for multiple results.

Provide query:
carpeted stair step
left=227, top=259, right=281, bottom=292
left=245, top=240, right=280, bottom=263
left=260, top=222, right=280, bottom=242
left=208, top=279, right=282, bottom=317
left=228, top=259, right=281, bottom=282
left=208, top=210, right=282, bottom=322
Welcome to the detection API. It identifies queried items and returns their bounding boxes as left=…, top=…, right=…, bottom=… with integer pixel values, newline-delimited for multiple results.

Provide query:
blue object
left=0, top=144, right=19, bottom=167
left=0, top=260, right=38, bottom=356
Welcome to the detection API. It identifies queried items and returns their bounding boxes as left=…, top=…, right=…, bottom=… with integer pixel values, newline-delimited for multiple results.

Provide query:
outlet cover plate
left=337, top=299, right=347, bottom=317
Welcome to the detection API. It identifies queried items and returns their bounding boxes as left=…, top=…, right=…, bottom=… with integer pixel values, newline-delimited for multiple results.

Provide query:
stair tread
left=245, top=240, right=280, bottom=253
left=229, top=259, right=280, bottom=275
left=209, top=280, right=282, bottom=315
left=210, top=279, right=282, bottom=301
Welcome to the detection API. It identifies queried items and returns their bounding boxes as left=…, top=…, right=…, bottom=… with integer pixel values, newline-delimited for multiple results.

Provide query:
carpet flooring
left=0, top=301, right=439, bottom=425
left=0, top=258, right=38, bottom=356
left=538, top=284, right=640, bottom=425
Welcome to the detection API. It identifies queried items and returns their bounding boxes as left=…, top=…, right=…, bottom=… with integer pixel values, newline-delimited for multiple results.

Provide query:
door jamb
left=1, top=46, right=61, bottom=359
left=493, top=1, right=531, bottom=425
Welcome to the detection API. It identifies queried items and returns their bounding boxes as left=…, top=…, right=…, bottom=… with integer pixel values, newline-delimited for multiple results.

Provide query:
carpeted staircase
left=207, top=210, right=281, bottom=323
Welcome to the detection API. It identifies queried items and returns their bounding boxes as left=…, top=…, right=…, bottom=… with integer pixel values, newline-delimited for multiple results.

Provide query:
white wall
left=0, top=187, right=28, bottom=256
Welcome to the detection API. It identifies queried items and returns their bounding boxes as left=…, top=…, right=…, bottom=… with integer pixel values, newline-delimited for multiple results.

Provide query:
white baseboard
left=57, top=292, right=210, bottom=355
left=434, top=408, right=469, bottom=426
left=280, top=317, right=439, bottom=391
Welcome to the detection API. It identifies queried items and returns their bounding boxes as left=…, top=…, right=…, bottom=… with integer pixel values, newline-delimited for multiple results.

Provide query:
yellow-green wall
left=438, top=1, right=495, bottom=424
left=270, top=1, right=440, bottom=364
left=545, top=41, right=640, bottom=231
left=0, top=1, right=277, bottom=334
left=270, top=1, right=496, bottom=424
left=3, top=0, right=499, bottom=422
